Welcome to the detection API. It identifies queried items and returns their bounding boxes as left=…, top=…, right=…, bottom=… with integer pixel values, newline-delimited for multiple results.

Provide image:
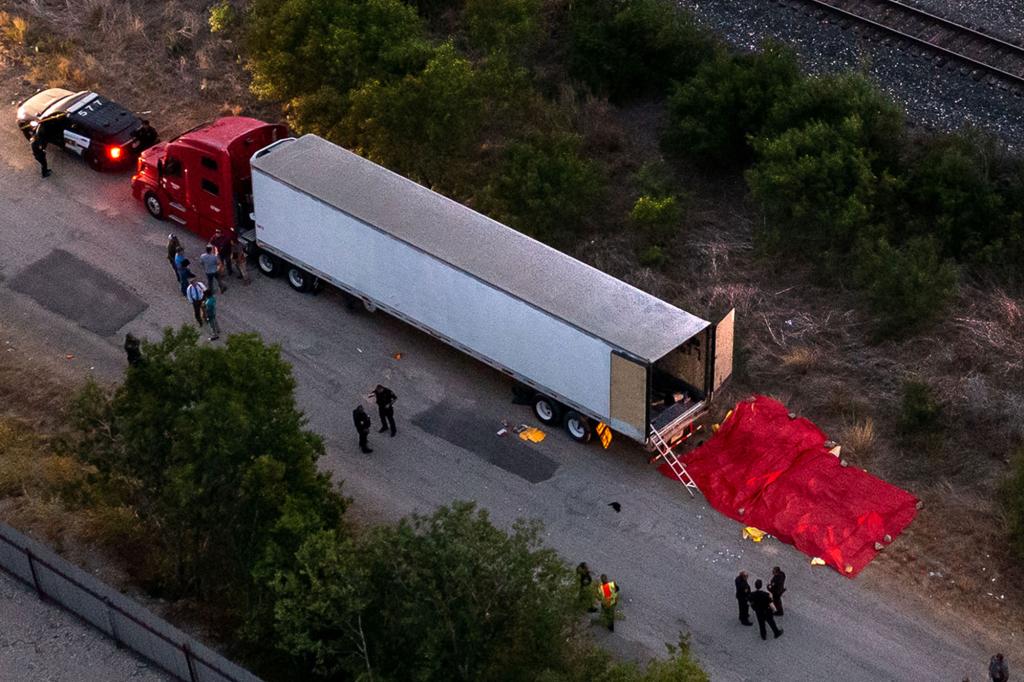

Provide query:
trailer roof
left=252, top=135, right=709, bottom=361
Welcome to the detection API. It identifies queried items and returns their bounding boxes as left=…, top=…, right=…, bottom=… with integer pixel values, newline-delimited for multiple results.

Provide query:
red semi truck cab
left=131, top=117, right=288, bottom=240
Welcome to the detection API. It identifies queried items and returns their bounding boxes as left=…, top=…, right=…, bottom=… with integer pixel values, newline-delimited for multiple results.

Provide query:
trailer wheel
left=257, top=251, right=281, bottom=277
left=144, top=192, right=165, bottom=220
left=564, top=410, right=593, bottom=444
left=286, top=266, right=314, bottom=292
left=532, top=395, right=562, bottom=425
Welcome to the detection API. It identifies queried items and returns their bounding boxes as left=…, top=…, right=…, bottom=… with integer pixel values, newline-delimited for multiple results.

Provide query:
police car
left=16, top=88, right=157, bottom=171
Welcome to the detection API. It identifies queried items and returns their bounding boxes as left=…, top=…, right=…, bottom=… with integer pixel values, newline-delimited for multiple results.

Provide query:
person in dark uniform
left=749, top=580, right=783, bottom=640
left=576, top=562, right=597, bottom=612
left=133, top=119, right=158, bottom=148
left=353, top=404, right=373, bottom=453
left=370, top=384, right=397, bottom=436
left=123, top=333, right=143, bottom=367
left=735, top=571, right=753, bottom=626
left=31, top=129, right=50, bottom=178
left=769, top=566, right=787, bottom=616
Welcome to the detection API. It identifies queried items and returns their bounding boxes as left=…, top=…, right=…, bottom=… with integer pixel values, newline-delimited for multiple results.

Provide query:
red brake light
left=108, top=146, right=122, bottom=160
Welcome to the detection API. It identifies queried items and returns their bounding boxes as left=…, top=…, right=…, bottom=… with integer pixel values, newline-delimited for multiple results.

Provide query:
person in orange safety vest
left=598, top=574, right=619, bottom=631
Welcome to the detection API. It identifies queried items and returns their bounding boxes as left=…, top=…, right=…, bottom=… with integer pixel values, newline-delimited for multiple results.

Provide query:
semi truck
left=135, top=119, right=734, bottom=447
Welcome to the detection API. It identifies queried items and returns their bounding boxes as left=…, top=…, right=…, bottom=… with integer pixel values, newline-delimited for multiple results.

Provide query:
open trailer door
left=712, top=309, right=735, bottom=393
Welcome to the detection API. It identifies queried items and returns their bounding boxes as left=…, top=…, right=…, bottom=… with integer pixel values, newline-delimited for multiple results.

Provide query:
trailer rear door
left=713, top=309, right=735, bottom=392
left=609, top=351, right=648, bottom=439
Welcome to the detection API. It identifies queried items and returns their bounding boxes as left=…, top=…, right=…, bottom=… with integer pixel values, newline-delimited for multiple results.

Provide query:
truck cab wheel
left=287, top=266, right=314, bottom=292
left=564, top=410, right=593, bottom=444
left=257, top=252, right=281, bottom=277
left=533, top=395, right=562, bottom=425
left=144, top=192, right=165, bottom=219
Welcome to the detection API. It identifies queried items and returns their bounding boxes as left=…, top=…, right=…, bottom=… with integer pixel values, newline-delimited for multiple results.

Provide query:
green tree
left=762, top=72, right=905, bottom=169
left=854, top=236, right=958, bottom=337
left=631, top=195, right=682, bottom=244
left=481, top=132, right=605, bottom=244
left=568, top=0, right=714, bottom=101
left=246, top=0, right=432, bottom=135
left=747, top=117, right=880, bottom=257
left=67, top=327, right=345, bottom=606
left=268, top=502, right=581, bottom=681
left=343, top=42, right=487, bottom=189
left=663, top=42, right=800, bottom=165
left=464, top=0, right=545, bottom=60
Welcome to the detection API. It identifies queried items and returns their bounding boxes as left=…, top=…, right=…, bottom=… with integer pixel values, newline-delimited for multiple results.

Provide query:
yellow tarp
left=519, top=427, right=546, bottom=443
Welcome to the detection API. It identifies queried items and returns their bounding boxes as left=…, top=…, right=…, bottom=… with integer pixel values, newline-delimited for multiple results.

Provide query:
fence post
left=183, top=642, right=199, bottom=682
left=104, top=597, right=122, bottom=648
left=25, top=549, right=46, bottom=601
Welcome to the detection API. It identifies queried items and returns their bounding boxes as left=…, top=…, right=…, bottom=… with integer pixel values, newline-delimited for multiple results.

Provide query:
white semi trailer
left=244, top=134, right=734, bottom=446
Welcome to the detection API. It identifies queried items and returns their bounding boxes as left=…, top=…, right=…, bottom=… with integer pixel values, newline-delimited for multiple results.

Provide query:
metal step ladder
left=649, top=425, right=700, bottom=498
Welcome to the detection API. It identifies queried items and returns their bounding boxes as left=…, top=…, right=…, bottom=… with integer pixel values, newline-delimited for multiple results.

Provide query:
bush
left=897, top=379, right=944, bottom=438
left=854, top=236, right=958, bottom=337
left=663, top=42, right=800, bottom=165
left=638, top=244, right=669, bottom=268
left=208, top=0, right=236, bottom=33
left=481, top=132, right=605, bottom=244
left=631, top=195, right=682, bottom=244
left=246, top=0, right=432, bottom=134
left=343, top=42, right=486, bottom=190
left=1005, top=447, right=1024, bottom=560
left=464, top=0, right=545, bottom=60
left=762, top=72, right=905, bottom=168
left=568, top=0, right=714, bottom=101
left=747, top=118, right=879, bottom=256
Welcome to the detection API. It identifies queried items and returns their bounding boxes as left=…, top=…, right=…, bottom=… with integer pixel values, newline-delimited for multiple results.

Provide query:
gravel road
left=0, top=94, right=1018, bottom=678
left=0, top=569, right=169, bottom=681
left=678, top=0, right=1024, bottom=147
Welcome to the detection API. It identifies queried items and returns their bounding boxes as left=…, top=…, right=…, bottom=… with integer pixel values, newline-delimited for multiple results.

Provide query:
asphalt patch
left=9, top=249, right=147, bottom=336
left=413, top=402, right=560, bottom=483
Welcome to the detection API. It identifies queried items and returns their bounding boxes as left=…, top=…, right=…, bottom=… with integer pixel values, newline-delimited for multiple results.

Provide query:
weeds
left=842, top=417, right=876, bottom=458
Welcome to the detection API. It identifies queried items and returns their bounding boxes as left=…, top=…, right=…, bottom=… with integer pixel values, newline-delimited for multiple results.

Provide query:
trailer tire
left=564, top=410, right=593, bottom=444
left=257, top=251, right=281, bottom=278
left=144, top=192, right=165, bottom=220
left=286, top=266, right=314, bottom=292
left=532, top=395, right=562, bottom=425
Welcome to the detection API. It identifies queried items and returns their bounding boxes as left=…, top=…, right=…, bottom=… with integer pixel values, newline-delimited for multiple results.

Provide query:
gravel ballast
left=903, top=0, right=1024, bottom=44
left=678, top=0, right=1024, bottom=148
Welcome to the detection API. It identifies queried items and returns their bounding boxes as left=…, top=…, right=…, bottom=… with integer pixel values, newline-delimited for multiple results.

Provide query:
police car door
left=62, top=118, right=91, bottom=157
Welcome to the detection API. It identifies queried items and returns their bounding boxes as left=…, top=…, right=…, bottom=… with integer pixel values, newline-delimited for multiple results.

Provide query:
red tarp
left=662, top=395, right=918, bottom=577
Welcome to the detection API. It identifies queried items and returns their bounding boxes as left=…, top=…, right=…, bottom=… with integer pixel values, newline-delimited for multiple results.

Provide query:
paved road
left=0, top=569, right=169, bottom=681
left=0, top=109, right=1016, bottom=681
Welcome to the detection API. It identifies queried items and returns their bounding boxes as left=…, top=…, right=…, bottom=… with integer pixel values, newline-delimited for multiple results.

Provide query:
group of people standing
left=735, top=567, right=786, bottom=641
left=576, top=562, right=620, bottom=631
left=167, top=230, right=249, bottom=341
left=353, top=384, right=398, bottom=453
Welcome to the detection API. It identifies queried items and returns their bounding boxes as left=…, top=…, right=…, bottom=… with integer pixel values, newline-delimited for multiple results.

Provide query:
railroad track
left=791, top=0, right=1024, bottom=87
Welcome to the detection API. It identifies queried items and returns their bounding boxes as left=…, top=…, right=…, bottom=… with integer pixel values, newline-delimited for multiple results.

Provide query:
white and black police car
left=16, top=88, right=157, bottom=171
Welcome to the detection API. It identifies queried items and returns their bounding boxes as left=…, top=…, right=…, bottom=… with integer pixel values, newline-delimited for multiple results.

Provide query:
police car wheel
left=533, top=395, right=562, bottom=425
left=564, top=411, right=593, bottom=444
left=257, top=252, right=281, bottom=277
left=287, top=267, right=313, bottom=293
left=86, top=150, right=103, bottom=172
left=144, top=193, right=164, bottom=219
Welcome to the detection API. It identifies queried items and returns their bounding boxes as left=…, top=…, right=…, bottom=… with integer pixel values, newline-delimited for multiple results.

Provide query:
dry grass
left=780, top=346, right=819, bottom=373
left=841, top=417, right=876, bottom=458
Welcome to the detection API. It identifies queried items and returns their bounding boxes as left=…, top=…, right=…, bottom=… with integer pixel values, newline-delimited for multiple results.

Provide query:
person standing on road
left=178, top=257, right=195, bottom=298
left=123, top=333, right=143, bottom=367
left=735, top=571, right=753, bottom=626
left=576, top=562, right=596, bottom=612
left=231, top=237, right=250, bottom=284
left=186, top=276, right=207, bottom=327
left=353, top=404, right=373, bottom=454
left=749, top=579, right=783, bottom=641
left=30, top=129, right=51, bottom=178
left=166, top=235, right=181, bottom=278
left=769, top=566, right=787, bottom=616
left=370, top=384, right=397, bottom=436
left=990, top=653, right=1009, bottom=682
left=200, top=244, right=227, bottom=293
left=202, top=290, right=220, bottom=341
left=597, top=574, right=619, bottom=632
left=211, top=229, right=234, bottom=277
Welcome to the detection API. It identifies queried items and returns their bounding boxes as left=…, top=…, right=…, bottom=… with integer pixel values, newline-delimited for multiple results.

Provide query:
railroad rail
left=790, top=0, right=1024, bottom=87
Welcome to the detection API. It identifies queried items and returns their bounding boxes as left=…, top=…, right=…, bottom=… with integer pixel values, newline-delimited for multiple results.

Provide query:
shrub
left=464, top=0, right=545, bottom=60
left=631, top=195, right=682, bottom=244
left=853, top=236, right=958, bottom=337
left=663, top=42, right=800, bottom=165
left=1005, top=447, right=1024, bottom=560
left=638, top=244, right=669, bottom=268
left=897, top=379, right=944, bottom=438
left=568, top=0, right=714, bottom=101
left=747, top=118, right=879, bottom=256
left=208, top=0, right=236, bottom=33
left=480, top=132, right=605, bottom=245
